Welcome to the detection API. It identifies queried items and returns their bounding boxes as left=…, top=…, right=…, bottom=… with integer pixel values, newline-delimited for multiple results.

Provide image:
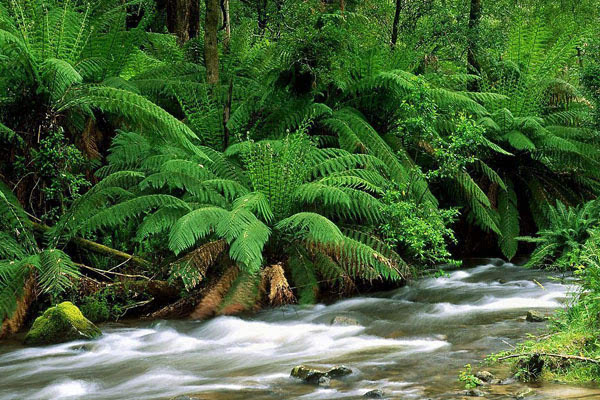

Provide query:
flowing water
left=2, top=259, right=600, bottom=400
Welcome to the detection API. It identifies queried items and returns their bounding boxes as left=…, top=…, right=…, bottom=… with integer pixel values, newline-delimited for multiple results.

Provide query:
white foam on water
left=430, top=292, right=564, bottom=316
left=31, top=379, right=100, bottom=400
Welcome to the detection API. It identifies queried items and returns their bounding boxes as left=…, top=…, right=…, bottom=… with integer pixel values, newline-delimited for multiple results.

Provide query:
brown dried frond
left=219, top=271, right=262, bottom=315
left=190, top=265, right=239, bottom=320
left=339, top=274, right=357, bottom=296
left=263, top=264, right=295, bottom=306
left=0, top=270, right=36, bottom=339
left=171, top=239, right=228, bottom=290
left=79, top=118, right=102, bottom=159
left=417, top=140, right=436, bottom=155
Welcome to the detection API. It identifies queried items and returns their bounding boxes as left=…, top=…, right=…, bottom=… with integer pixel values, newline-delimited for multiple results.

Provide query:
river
left=1, top=259, right=599, bottom=399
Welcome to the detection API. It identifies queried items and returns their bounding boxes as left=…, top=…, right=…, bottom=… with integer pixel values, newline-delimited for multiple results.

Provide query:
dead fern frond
left=0, top=269, right=36, bottom=339
left=218, top=270, right=262, bottom=315
left=170, top=239, right=228, bottom=291
left=79, top=118, right=103, bottom=160
left=189, top=265, right=239, bottom=320
left=262, top=263, right=295, bottom=306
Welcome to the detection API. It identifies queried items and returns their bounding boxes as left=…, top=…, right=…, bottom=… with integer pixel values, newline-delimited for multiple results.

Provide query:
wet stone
left=290, top=365, right=352, bottom=384
left=331, top=316, right=361, bottom=326
left=326, top=365, right=352, bottom=378
left=363, top=389, right=385, bottom=398
left=526, top=311, right=548, bottom=322
left=475, top=370, right=495, bottom=383
left=515, top=388, right=535, bottom=399
left=317, top=376, right=330, bottom=387
left=463, top=388, right=486, bottom=397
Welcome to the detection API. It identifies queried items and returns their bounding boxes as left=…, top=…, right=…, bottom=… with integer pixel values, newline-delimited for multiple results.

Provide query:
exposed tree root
left=498, top=353, right=600, bottom=364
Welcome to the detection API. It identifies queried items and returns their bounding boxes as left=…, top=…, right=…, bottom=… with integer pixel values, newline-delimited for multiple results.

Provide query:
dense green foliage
left=0, top=0, right=599, bottom=327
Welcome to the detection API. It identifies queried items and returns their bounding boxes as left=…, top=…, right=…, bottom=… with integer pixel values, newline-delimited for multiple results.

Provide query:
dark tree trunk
left=166, top=0, right=200, bottom=44
left=204, top=0, right=220, bottom=85
left=391, top=0, right=402, bottom=48
left=257, top=0, right=268, bottom=33
left=467, top=0, right=481, bottom=91
left=221, top=0, right=231, bottom=49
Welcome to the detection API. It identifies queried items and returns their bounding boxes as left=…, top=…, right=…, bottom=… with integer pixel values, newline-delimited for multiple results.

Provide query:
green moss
left=24, top=301, right=102, bottom=346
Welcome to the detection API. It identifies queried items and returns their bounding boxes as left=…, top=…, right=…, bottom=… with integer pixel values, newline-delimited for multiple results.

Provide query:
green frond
left=0, top=261, right=31, bottom=321
left=58, top=86, right=207, bottom=157
left=135, top=207, right=187, bottom=242
left=169, top=207, right=229, bottom=254
left=476, top=160, right=507, bottom=191
left=498, top=181, right=519, bottom=260
left=78, top=194, right=191, bottom=235
left=232, top=192, right=274, bottom=224
left=37, top=249, right=79, bottom=295
left=40, top=57, right=83, bottom=101
left=294, top=183, right=351, bottom=209
left=225, top=218, right=270, bottom=273
left=504, top=130, right=536, bottom=151
left=0, top=232, right=26, bottom=260
left=288, top=252, right=319, bottom=305
left=276, top=212, right=344, bottom=245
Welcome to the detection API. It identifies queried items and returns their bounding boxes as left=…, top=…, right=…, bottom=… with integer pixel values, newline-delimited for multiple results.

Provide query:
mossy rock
left=24, top=302, right=102, bottom=346
left=290, top=365, right=352, bottom=384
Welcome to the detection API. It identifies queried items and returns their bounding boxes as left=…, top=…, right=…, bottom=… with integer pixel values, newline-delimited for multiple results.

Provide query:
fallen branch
left=32, top=222, right=153, bottom=268
left=498, top=353, right=600, bottom=364
left=77, top=264, right=152, bottom=280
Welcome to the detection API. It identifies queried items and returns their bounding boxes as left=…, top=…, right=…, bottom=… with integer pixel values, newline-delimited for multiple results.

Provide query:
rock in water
left=515, top=388, right=535, bottom=399
left=463, top=388, right=486, bottom=397
left=526, top=311, right=548, bottom=322
left=331, top=316, right=360, bottom=326
left=363, top=389, right=385, bottom=398
left=290, top=365, right=327, bottom=383
left=24, top=302, right=101, bottom=345
left=475, top=370, right=495, bottom=383
left=326, top=365, right=352, bottom=378
left=317, top=376, right=330, bottom=387
left=290, top=365, right=352, bottom=384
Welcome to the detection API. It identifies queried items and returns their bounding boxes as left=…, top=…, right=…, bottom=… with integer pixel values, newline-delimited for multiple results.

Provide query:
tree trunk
left=257, top=0, right=268, bottom=33
left=205, top=0, right=220, bottom=85
left=166, top=0, right=200, bottom=44
left=391, top=0, right=402, bottom=48
left=467, top=0, right=482, bottom=91
left=221, top=0, right=231, bottom=49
